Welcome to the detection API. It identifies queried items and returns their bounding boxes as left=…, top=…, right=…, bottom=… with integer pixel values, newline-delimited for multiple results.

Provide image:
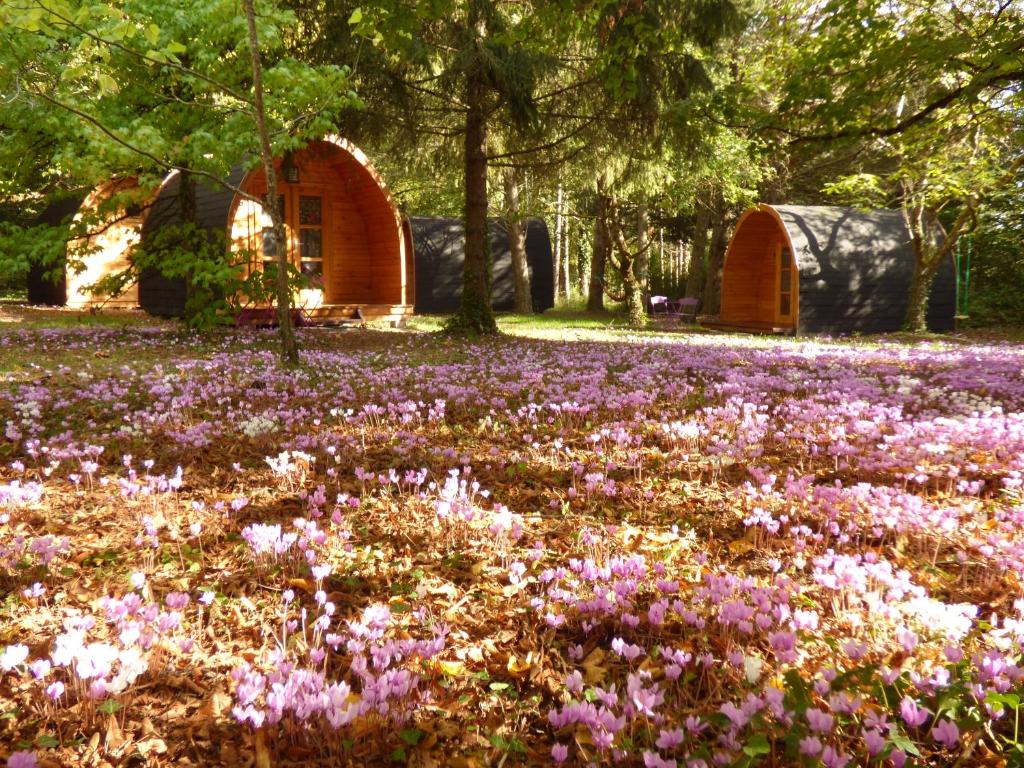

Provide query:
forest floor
left=1, top=307, right=1023, bottom=767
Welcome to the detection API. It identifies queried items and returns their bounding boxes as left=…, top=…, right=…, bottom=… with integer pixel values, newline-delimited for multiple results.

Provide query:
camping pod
left=66, top=178, right=149, bottom=309
left=141, top=136, right=413, bottom=322
left=712, top=204, right=956, bottom=334
left=409, top=216, right=555, bottom=314
left=22, top=181, right=172, bottom=308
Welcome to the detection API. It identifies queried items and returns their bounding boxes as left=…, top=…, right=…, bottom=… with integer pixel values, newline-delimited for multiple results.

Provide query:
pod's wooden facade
left=712, top=204, right=956, bottom=334
left=28, top=137, right=413, bottom=322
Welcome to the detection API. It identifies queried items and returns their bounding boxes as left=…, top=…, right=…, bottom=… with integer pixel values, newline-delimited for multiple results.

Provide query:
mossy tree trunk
left=902, top=203, right=970, bottom=333
left=603, top=195, right=651, bottom=327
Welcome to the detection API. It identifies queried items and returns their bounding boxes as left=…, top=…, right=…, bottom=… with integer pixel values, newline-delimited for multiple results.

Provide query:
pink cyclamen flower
left=720, top=702, right=749, bottom=729
left=863, top=728, right=886, bottom=756
left=551, top=743, right=569, bottom=763
left=643, top=752, right=677, bottom=768
left=932, top=718, right=960, bottom=748
left=805, top=707, right=834, bottom=733
left=799, top=736, right=822, bottom=756
left=821, top=746, right=850, bottom=768
left=7, top=751, right=37, bottom=768
left=900, top=696, right=930, bottom=728
left=656, top=727, right=686, bottom=749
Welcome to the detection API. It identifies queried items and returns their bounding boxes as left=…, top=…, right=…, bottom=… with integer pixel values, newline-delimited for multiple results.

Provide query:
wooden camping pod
left=712, top=204, right=956, bottom=334
left=142, top=136, right=413, bottom=321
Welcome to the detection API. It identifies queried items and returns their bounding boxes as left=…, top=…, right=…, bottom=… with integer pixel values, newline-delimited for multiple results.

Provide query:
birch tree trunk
left=242, top=0, right=297, bottom=365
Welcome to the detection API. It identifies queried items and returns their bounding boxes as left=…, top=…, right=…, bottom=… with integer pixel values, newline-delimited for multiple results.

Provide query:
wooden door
left=277, top=186, right=328, bottom=307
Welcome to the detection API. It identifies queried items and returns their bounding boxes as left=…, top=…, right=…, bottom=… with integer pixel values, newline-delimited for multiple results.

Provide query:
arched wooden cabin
left=410, top=216, right=554, bottom=314
left=25, top=137, right=411, bottom=322
left=712, top=204, right=956, bottom=334
left=142, top=136, right=412, bottom=321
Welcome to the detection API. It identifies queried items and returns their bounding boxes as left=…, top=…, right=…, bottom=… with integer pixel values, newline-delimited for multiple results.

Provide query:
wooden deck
left=235, top=304, right=413, bottom=328
left=301, top=304, right=413, bottom=325
left=699, top=318, right=796, bottom=335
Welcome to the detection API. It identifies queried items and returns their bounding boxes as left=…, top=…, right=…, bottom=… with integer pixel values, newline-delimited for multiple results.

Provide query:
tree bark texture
left=503, top=167, right=532, bottom=314
left=701, top=191, right=728, bottom=316
left=451, top=2, right=497, bottom=334
left=635, top=202, right=650, bottom=303
left=685, top=202, right=710, bottom=301
left=242, top=0, right=298, bottom=365
left=554, top=185, right=564, bottom=302
left=587, top=189, right=609, bottom=312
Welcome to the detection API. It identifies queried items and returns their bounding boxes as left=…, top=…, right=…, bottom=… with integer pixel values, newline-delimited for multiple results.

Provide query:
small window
left=300, top=228, right=323, bottom=279
left=261, top=226, right=278, bottom=261
left=300, top=228, right=321, bottom=259
left=299, top=195, right=322, bottom=226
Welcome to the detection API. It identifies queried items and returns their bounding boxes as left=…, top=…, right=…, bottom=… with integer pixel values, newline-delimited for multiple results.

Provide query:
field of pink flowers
left=1, top=319, right=1023, bottom=767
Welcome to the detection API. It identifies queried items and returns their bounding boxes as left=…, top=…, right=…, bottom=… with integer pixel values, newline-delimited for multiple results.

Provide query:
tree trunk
left=562, top=216, right=571, bottom=300
left=243, top=0, right=298, bottom=365
left=903, top=256, right=935, bottom=333
left=503, top=167, right=532, bottom=314
left=178, top=169, right=200, bottom=321
left=603, top=196, right=645, bottom=327
left=587, top=189, right=609, bottom=312
left=635, top=202, right=650, bottom=304
left=902, top=206, right=956, bottom=333
left=553, top=185, right=564, bottom=302
left=701, top=192, right=728, bottom=316
left=685, top=202, right=710, bottom=300
left=450, top=5, right=497, bottom=334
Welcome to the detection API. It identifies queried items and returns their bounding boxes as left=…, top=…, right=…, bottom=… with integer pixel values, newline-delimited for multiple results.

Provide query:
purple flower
left=805, top=707, right=834, bottom=734
left=900, top=696, right=930, bottom=728
left=821, top=746, right=850, bottom=768
left=720, top=702, right=749, bottom=729
left=551, top=743, right=568, bottom=763
left=932, top=718, right=960, bottom=748
left=643, top=752, right=677, bottom=768
left=799, top=736, right=821, bottom=756
left=656, top=727, right=685, bottom=749
left=863, top=728, right=886, bottom=756
left=7, top=751, right=37, bottom=768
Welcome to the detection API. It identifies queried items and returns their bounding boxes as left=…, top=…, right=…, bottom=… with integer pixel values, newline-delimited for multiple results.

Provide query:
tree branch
left=27, top=88, right=260, bottom=204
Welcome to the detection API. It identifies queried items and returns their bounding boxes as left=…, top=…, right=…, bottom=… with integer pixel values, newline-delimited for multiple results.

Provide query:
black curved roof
left=409, top=216, right=554, bottom=314
left=770, top=205, right=956, bottom=333
left=137, top=169, right=246, bottom=316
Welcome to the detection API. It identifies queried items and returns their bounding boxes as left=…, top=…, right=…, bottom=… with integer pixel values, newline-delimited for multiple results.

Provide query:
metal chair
left=668, top=297, right=699, bottom=322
